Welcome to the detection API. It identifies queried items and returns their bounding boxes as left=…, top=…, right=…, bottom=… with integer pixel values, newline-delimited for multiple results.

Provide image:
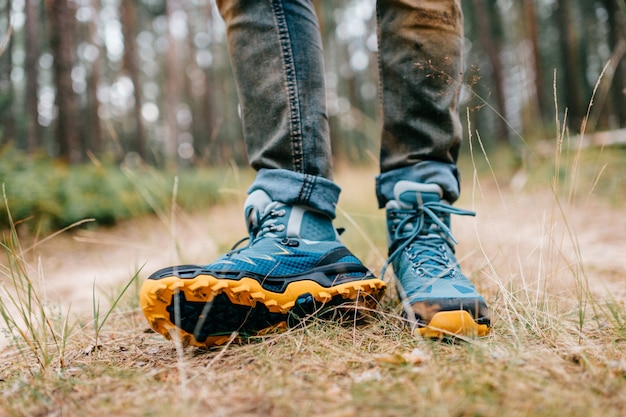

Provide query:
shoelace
left=251, top=206, right=287, bottom=238
left=227, top=206, right=288, bottom=254
left=381, top=200, right=475, bottom=280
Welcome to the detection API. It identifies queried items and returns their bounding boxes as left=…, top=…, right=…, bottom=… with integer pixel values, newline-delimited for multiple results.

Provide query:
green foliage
left=0, top=147, right=234, bottom=232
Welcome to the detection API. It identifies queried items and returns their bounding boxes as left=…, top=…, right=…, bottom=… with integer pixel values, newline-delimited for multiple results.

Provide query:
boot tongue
left=397, top=189, right=441, bottom=209
left=391, top=182, right=447, bottom=239
left=393, top=181, right=443, bottom=209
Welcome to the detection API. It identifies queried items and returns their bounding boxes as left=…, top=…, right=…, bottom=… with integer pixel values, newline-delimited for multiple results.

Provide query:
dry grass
left=1, top=152, right=626, bottom=416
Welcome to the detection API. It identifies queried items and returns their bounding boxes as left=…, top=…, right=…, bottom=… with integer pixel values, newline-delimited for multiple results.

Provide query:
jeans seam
left=271, top=0, right=304, bottom=173
left=297, top=174, right=315, bottom=205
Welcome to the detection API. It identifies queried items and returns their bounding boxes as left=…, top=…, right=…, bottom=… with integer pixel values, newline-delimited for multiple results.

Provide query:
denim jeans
left=216, top=0, right=464, bottom=218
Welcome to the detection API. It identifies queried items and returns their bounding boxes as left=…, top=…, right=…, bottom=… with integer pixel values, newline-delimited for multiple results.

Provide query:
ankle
left=245, top=190, right=338, bottom=241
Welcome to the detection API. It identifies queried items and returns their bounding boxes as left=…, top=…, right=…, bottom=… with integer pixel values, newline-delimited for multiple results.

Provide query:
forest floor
left=1, top=164, right=626, bottom=417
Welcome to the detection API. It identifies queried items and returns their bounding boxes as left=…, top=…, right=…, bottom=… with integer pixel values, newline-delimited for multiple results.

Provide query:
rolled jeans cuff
left=376, top=161, right=461, bottom=207
left=248, top=168, right=341, bottom=219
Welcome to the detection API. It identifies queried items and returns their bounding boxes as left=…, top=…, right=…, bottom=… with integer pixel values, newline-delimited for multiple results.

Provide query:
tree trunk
left=25, top=0, right=40, bottom=153
left=165, top=0, right=180, bottom=167
left=120, top=0, right=146, bottom=160
left=0, top=0, right=15, bottom=147
left=522, top=0, right=550, bottom=131
left=86, top=0, right=103, bottom=156
left=555, top=0, right=587, bottom=132
left=603, top=0, right=626, bottom=127
left=182, top=1, right=201, bottom=163
left=470, top=0, right=509, bottom=143
left=202, top=2, right=217, bottom=163
left=48, top=0, right=81, bottom=163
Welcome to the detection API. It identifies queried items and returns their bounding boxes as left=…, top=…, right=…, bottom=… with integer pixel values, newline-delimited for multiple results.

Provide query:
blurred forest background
left=0, top=0, right=625, bottom=167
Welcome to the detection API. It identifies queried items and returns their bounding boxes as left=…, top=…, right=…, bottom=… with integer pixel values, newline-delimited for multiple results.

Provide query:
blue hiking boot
left=141, top=189, right=386, bottom=347
left=385, top=181, right=490, bottom=338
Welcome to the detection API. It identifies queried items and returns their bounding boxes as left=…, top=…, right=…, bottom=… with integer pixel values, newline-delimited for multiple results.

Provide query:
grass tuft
left=1, top=185, right=73, bottom=374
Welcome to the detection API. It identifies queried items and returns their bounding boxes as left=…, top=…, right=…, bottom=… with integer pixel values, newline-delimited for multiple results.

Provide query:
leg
left=376, top=0, right=490, bottom=338
left=139, top=0, right=386, bottom=348
left=218, top=0, right=339, bottom=216
left=376, top=0, right=464, bottom=205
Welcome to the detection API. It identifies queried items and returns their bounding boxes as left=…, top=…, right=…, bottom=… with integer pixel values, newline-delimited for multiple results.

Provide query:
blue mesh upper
left=205, top=237, right=362, bottom=277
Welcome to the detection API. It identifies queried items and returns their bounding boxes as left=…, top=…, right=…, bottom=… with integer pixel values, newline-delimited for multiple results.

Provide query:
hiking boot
left=140, top=189, right=386, bottom=347
left=384, top=181, right=490, bottom=338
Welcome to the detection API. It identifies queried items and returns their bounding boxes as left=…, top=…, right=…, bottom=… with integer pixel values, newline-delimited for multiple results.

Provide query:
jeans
left=216, top=0, right=464, bottom=218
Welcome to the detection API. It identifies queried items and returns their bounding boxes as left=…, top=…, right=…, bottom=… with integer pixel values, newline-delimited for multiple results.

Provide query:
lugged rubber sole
left=140, top=274, right=386, bottom=347
left=416, top=310, right=490, bottom=338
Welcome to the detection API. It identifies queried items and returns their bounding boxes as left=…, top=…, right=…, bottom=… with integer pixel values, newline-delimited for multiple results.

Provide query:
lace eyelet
left=280, top=238, right=299, bottom=247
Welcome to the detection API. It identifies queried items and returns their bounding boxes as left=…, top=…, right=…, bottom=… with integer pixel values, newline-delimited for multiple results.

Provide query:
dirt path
left=2, top=169, right=625, bottom=345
